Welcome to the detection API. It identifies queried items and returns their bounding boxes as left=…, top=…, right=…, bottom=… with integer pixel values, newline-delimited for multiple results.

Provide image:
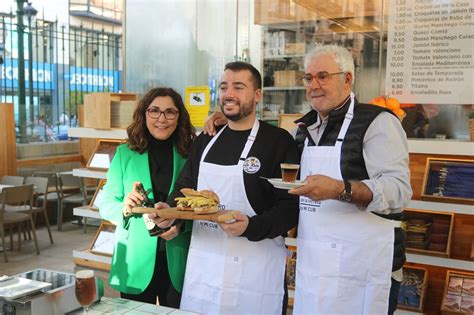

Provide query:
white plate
left=266, top=178, right=305, bottom=190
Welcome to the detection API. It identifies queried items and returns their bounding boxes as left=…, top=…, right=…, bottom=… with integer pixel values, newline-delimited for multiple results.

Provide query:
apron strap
left=335, top=92, right=355, bottom=147
left=201, top=124, right=227, bottom=163
left=201, top=119, right=260, bottom=164
left=239, top=119, right=259, bottom=164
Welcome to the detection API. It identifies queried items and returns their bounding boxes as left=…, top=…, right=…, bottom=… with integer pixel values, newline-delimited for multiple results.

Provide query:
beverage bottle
left=136, top=183, right=164, bottom=237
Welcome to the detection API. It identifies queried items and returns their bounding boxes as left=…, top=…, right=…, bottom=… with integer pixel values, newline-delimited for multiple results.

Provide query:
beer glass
left=75, top=270, right=96, bottom=314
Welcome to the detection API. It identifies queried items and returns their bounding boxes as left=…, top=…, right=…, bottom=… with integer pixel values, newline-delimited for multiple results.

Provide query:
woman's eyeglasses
left=301, top=71, right=345, bottom=86
left=146, top=107, right=178, bottom=120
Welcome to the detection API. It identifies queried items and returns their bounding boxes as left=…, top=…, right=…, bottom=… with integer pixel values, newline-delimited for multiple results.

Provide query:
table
left=67, top=297, right=201, bottom=314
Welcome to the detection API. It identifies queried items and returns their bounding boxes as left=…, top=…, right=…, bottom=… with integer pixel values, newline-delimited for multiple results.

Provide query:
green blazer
left=99, top=143, right=191, bottom=294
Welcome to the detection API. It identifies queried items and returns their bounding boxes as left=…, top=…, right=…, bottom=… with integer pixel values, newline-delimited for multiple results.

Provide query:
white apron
left=293, top=94, right=395, bottom=315
left=181, top=119, right=287, bottom=315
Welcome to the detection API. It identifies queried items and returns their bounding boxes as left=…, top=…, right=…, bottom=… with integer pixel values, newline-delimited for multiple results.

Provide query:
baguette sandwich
left=175, top=188, right=220, bottom=214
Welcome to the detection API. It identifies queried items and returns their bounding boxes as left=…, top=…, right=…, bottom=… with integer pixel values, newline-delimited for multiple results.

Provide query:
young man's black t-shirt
left=168, top=120, right=300, bottom=241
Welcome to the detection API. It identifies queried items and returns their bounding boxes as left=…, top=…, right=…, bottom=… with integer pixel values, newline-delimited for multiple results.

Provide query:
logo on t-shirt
left=243, top=157, right=261, bottom=174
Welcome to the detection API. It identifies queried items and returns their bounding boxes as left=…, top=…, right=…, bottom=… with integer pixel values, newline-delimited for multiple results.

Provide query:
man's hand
left=288, top=175, right=344, bottom=201
left=218, top=213, right=249, bottom=237
left=123, top=181, right=145, bottom=217
left=147, top=202, right=175, bottom=228
left=203, top=111, right=228, bottom=136
left=158, top=225, right=180, bottom=241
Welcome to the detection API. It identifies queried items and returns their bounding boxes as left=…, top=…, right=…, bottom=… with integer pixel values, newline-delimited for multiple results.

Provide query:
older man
left=288, top=45, right=412, bottom=314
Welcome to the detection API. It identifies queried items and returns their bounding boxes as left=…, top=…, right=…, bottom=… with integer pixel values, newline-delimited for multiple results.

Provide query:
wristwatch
left=338, top=180, right=352, bottom=203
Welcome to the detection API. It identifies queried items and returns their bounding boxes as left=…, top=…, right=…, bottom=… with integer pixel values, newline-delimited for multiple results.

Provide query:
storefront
left=124, top=1, right=473, bottom=313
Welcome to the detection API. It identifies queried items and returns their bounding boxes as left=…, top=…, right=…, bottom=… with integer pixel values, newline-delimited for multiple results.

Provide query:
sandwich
left=175, top=188, right=220, bottom=214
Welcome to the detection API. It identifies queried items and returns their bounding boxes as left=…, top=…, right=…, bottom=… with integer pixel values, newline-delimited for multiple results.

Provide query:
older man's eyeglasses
left=301, top=71, right=345, bottom=86
left=146, top=107, right=178, bottom=120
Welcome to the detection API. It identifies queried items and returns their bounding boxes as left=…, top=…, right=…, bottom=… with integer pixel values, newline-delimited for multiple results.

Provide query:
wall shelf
left=263, top=86, right=305, bottom=91
left=285, top=237, right=296, bottom=247
left=264, top=54, right=306, bottom=60
left=287, top=239, right=474, bottom=270
left=73, top=249, right=111, bottom=271
left=68, top=127, right=128, bottom=140
left=394, top=310, right=423, bottom=315
left=74, top=206, right=102, bottom=220
left=73, top=168, right=107, bottom=179
left=406, top=253, right=474, bottom=270
left=407, top=200, right=473, bottom=215
left=407, top=139, right=473, bottom=156
left=73, top=249, right=111, bottom=264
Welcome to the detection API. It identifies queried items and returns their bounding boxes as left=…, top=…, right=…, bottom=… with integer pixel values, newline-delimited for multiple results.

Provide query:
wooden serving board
left=131, top=206, right=159, bottom=214
left=132, top=207, right=240, bottom=222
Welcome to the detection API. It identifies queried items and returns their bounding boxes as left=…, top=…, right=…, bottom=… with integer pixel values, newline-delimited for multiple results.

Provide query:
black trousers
left=121, top=242, right=181, bottom=308
left=388, top=277, right=401, bottom=315
left=282, top=274, right=288, bottom=315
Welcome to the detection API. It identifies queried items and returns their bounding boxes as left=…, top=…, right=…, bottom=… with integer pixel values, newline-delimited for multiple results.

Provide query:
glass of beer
left=75, top=270, right=96, bottom=314
left=281, top=163, right=300, bottom=183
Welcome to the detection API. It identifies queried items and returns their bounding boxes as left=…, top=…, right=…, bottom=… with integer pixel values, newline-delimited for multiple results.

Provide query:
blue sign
left=67, top=67, right=120, bottom=92
left=0, top=60, right=121, bottom=92
left=0, top=59, right=55, bottom=90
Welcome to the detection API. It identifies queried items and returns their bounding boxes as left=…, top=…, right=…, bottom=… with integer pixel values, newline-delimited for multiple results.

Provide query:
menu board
left=386, top=0, right=473, bottom=104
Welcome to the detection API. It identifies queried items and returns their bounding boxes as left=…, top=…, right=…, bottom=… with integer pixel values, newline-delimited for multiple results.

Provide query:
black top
left=168, top=120, right=300, bottom=241
left=147, top=131, right=173, bottom=203
left=294, top=98, right=394, bottom=181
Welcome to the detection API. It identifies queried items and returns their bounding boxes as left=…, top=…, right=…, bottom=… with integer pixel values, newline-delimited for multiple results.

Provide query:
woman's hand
left=123, top=181, right=145, bottom=217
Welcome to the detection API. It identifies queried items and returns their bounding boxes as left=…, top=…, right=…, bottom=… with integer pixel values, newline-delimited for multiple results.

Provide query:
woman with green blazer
left=99, top=87, right=195, bottom=307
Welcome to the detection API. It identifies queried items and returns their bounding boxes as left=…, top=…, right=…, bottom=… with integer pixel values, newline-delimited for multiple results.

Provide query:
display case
left=88, top=179, right=106, bottom=211
left=89, top=221, right=116, bottom=257
left=406, top=149, right=474, bottom=315
left=286, top=244, right=297, bottom=307
left=421, top=158, right=474, bottom=206
left=441, top=270, right=474, bottom=314
left=397, top=265, right=429, bottom=312
left=86, top=139, right=123, bottom=171
left=404, top=209, right=454, bottom=258
left=286, top=245, right=297, bottom=291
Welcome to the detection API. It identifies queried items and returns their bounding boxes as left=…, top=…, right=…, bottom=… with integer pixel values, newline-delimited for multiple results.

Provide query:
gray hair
left=304, top=44, right=355, bottom=85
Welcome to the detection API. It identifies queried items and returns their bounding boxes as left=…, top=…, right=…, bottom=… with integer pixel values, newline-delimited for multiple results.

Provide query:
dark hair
left=224, top=61, right=262, bottom=90
left=127, top=87, right=195, bottom=156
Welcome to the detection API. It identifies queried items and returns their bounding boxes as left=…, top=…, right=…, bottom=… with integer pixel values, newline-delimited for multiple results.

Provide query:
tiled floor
left=1, top=223, right=92, bottom=275
left=0, top=222, right=120, bottom=298
left=1, top=223, right=294, bottom=314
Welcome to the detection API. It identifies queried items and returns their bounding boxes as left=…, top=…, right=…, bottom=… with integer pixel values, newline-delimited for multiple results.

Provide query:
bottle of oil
left=136, top=183, right=163, bottom=237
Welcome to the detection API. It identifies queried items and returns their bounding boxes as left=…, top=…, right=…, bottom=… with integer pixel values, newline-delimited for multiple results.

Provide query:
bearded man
left=166, top=61, right=300, bottom=315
